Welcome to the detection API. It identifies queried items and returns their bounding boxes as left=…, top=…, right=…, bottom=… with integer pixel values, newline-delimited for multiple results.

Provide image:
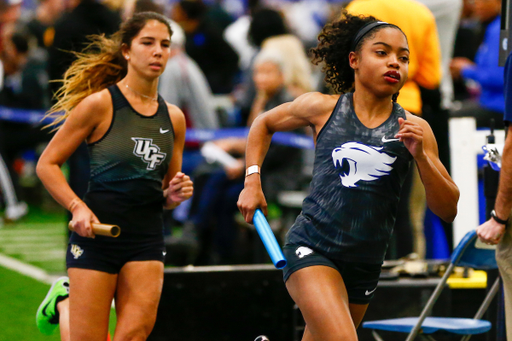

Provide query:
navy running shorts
left=283, top=243, right=382, bottom=305
left=66, top=232, right=165, bottom=274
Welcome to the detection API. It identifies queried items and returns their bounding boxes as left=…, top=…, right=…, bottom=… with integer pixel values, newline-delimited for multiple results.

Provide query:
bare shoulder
left=76, top=89, right=111, bottom=113
left=290, top=92, right=339, bottom=119
left=68, top=88, right=112, bottom=125
left=166, top=102, right=186, bottom=131
left=405, top=111, right=429, bottom=128
left=405, top=111, right=435, bottom=141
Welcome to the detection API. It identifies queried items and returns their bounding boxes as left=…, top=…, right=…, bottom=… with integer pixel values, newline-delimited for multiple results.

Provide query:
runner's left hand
left=396, top=117, right=424, bottom=159
left=166, top=172, right=193, bottom=205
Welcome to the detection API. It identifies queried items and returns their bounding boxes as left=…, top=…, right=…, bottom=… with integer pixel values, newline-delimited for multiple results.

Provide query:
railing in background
left=0, top=106, right=315, bottom=149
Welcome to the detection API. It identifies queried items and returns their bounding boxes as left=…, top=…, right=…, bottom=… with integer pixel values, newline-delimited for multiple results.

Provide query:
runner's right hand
left=70, top=201, right=100, bottom=238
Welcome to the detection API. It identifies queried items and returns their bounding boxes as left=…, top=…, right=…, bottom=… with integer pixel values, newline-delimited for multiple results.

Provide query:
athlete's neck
left=120, top=75, right=159, bottom=102
left=352, top=89, right=393, bottom=128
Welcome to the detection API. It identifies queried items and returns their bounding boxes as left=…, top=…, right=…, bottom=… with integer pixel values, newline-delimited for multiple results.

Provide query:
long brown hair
left=46, top=11, right=172, bottom=127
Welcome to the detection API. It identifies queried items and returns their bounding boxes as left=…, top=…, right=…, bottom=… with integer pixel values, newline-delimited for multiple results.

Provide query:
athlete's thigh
left=68, top=268, right=118, bottom=341
left=114, top=260, right=164, bottom=340
left=349, top=302, right=369, bottom=328
left=301, top=303, right=368, bottom=341
left=286, top=265, right=359, bottom=341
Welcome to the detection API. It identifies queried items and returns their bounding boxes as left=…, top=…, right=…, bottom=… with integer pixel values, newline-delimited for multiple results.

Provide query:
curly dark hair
left=311, top=12, right=406, bottom=97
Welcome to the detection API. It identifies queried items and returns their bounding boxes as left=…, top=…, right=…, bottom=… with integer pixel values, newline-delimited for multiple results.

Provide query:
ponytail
left=392, top=92, right=399, bottom=103
left=45, top=33, right=126, bottom=128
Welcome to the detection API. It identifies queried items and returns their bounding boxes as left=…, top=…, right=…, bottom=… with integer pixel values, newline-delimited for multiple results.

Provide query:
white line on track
left=0, top=253, right=58, bottom=284
left=0, top=235, right=65, bottom=242
left=0, top=229, right=63, bottom=235
left=0, top=223, right=66, bottom=284
left=23, top=250, right=66, bottom=261
left=1, top=242, right=63, bottom=251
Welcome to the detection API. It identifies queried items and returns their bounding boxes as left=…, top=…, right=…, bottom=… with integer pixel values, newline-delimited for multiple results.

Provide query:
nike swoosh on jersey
left=160, top=128, right=170, bottom=134
left=381, top=136, right=400, bottom=143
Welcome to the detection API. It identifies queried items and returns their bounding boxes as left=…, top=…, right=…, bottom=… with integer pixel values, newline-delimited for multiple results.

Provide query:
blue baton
left=253, top=209, right=287, bottom=269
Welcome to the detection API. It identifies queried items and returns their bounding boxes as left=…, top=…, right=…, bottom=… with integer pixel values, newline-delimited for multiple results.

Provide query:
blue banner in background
left=0, top=106, right=315, bottom=149
left=0, top=106, right=53, bottom=124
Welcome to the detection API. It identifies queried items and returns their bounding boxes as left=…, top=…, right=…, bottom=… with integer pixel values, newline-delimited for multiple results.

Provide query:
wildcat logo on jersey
left=332, top=142, right=397, bottom=188
left=70, top=244, right=83, bottom=259
left=132, top=138, right=167, bottom=170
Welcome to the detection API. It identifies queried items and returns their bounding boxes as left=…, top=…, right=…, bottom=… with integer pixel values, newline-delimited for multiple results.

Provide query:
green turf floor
left=0, top=266, right=117, bottom=341
left=0, top=266, right=62, bottom=341
left=0, top=205, right=116, bottom=340
left=0, top=204, right=67, bottom=274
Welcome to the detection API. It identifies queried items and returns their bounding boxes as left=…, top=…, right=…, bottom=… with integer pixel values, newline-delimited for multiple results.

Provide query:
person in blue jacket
left=450, top=0, right=504, bottom=128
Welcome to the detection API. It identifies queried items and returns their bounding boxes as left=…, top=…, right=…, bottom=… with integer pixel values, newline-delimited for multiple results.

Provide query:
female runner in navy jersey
left=238, top=13, right=459, bottom=341
left=35, top=12, right=193, bottom=341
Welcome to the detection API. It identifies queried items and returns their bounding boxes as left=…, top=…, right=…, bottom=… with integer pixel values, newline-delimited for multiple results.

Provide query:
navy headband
left=350, top=21, right=395, bottom=52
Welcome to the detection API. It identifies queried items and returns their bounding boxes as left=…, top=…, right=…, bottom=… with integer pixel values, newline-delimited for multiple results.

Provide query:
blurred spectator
left=0, top=0, right=22, bottom=24
left=102, top=0, right=126, bottom=16
left=450, top=0, right=504, bottom=129
left=248, top=48, right=303, bottom=201
left=416, top=0, right=462, bottom=110
left=170, top=48, right=304, bottom=265
left=280, top=0, right=331, bottom=49
left=159, top=20, right=218, bottom=131
left=412, top=0, right=460, bottom=161
left=48, top=0, right=121, bottom=94
left=261, top=34, right=312, bottom=97
left=24, top=0, right=64, bottom=49
left=159, top=19, right=219, bottom=178
left=205, top=0, right=234, bottom=31
left=452, top=0, right=481, bottom=101
left=171, top=0, right=239, bottom=94
left=0, top=27, right=49, bottom=109
left=0, top=26, right=51, bottom=220
left=121, top=0, right=166, bottom=22
left=0, top=0, right=26, bottom=222
left=237, top=8, right=312, bottom=125
left=223, top=0, right=260, bottom=71
left=346, top=0, right=443, bottom=259
left=0, top=0, right=22, bottom=70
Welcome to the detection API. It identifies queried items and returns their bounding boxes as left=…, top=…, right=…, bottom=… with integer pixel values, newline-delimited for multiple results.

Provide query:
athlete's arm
left=398, top=114, right=459, bottom=222
left=477, top=125, right=512, bottom=244
left=36, top=90, right=111, bottom=237
left=162, top=103, right=193, bottom=209
left=238, top=92, right=335, bottom=223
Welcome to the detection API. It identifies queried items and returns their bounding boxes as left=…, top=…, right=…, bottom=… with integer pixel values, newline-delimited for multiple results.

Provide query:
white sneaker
left=5, top=201, right=28, bottom=221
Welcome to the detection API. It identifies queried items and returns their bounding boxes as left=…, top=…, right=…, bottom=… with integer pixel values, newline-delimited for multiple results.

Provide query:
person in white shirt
left=159, top=20, right=218, bottom=130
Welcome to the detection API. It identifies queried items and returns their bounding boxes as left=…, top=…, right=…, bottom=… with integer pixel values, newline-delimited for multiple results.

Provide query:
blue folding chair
left=363, top=230, right=500, bottom=341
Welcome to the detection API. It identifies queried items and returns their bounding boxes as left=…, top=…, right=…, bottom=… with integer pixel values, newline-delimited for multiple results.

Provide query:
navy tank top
left=286, top=93, right=413, bottom=263
left=82, top=84, right=174, bottom=235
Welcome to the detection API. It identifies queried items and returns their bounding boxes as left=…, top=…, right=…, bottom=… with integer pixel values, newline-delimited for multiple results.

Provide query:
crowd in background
left=0, top=0, right=505, bottom=266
